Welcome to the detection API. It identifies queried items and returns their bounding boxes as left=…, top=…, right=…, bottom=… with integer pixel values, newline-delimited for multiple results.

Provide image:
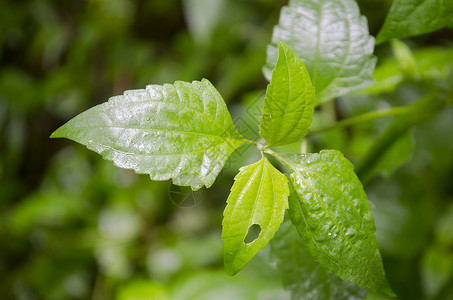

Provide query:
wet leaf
left=263, top=0, right=376, bottom=103
left=376, top=0, right=453, bottom=44
left=259, top=42, right=315, bottom=147
left=222, top=156, right=289, bottom=275
left=272, top=150, right=395, bottom=297
left=271, top=219, right=367, bottom=300
left=51, top=79, right=245, bottom=190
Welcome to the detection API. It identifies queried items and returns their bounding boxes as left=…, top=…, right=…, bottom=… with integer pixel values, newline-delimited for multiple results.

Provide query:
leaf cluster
left=49, top=0, right=453, bottom=299
left=52, top=40, right=394, bottom=297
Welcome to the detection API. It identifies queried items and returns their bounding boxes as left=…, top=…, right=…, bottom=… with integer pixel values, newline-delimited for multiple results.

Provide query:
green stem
left=264, top=148, right=293, bottom=170
left=243, top=139, right=258, bottom=146
left=306, top=106, right=413, bottom=136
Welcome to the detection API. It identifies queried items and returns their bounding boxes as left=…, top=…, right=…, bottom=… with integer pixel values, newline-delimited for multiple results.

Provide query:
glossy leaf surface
left=222, top=156, right=289, bottom=275
left=273, top=150, right=395, bottom=296
left=263, top=0, right=376, bottom=103
left=271, top=219, right=367, bottom=300
left=51, top=79, right=245, bottom=190
left=376, top=0, right=453, bottom=44
left=259, top=42, right=315, bottom=147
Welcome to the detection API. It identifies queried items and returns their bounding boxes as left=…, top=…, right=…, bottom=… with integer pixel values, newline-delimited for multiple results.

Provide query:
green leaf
left=391, top=39, right=416, bottom=74
left=376, top=0, right=453, bottom=44
left=222, top=156, right=289, bottom=275
left=421, top=246, right=453, bottom=298
left=414, top=46, right=453, bottom=80
left=51, top=79, right=245, bottom=190
left=263, top=0, right=376, bottom=103
left=356, top=94, right=445, bottom=182
left=259, top=41, right=315, bottom=147
left=362, top=61, right=404, bottom=95
left=271, top=150, right=395, bottom=297
left=271, top=219, right=367, bottom=300
left=373, top=130, right=414, bottom=178
left=182, top=0, right=225, bottom=46
left=363, top=46, right=453, bottom=95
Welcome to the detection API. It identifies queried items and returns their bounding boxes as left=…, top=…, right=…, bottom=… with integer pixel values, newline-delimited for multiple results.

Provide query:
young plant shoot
left=51, top=0, right=422, bottom=298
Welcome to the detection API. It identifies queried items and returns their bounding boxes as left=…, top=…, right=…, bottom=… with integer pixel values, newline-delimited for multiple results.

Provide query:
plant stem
left=264, top=148, right=293, bottom=170
left=306, top=106, right=413, bottom=136
left=243, top=139, right=258, bottom=146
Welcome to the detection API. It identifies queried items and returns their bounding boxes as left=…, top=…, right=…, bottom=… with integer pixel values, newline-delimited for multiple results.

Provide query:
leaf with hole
left=259, top=41, right=315, bottom=147
left=263, top=0, right=376, bottom=103
left=271, top=219, right=367, bottom=300
left=272, top=150, right=395, bottom=297
left=51, top=79, right=245, bottom=190
left=376, top=0, right=453, bottom=44
left=222, top=156, right=289, bottom=275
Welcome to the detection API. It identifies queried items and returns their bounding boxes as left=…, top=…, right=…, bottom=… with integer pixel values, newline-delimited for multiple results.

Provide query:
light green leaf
left=222, top=156, right=289, bottom=275
left=362, top=61, right=404, bottom=95
left=51, top=79, right=245, bottom=190
left=414, top=46, right=453, bottom=80
left=391, top=39, right=416, bottom=74
left=271, top=150, right=395, bottom=297
left=271, top=219, right=367, bottom=300
left=263, top=0, right=376, bottom=103
left=259, top=41, right=315, bottom=147
left=376, top=0, right=453, bottom=44
left=363, top=46, right=453, bottom=95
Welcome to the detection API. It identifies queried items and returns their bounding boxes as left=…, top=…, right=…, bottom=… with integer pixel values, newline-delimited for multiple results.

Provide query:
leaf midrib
left=88, top=138, right=242, bottom=157
left=65, top=125, right=243, bottom=142
left=107, top=96, right=239, bottom=138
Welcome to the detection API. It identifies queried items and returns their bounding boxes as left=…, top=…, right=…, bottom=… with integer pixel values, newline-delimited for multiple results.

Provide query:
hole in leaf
left=244, top=224, right=261, bottom=244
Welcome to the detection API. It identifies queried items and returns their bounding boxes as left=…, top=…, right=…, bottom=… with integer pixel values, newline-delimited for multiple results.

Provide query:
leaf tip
left=224, top=263, right=239, bottom=276
left=49, top=126, right=65, bottom=139
left=277, top=40, right=287, bottom=48
left=380, top=286, right=397, bottom=298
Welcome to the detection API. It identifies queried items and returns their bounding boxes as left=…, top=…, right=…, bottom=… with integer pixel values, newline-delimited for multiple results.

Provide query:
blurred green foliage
left=0, top=0, right=452, bottom=299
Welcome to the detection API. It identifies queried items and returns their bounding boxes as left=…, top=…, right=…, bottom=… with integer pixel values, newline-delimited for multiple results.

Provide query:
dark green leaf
left=51, top=79, right=245, bottom=190
left=421, top=246, right=453, bottom=298
left=271, top=150, right=395, bottom=297
left=222, top=156, right=289, bottom=275
left=356, top=94, right=445, bottom=182
left=263, top=0, right=376, bottom=103
left=271, top=219, right=367, bottom=300
left=376, top=0, right=453, bottom=44
left=259, top=42, right=315, bottom=147
left=373, top=130, right=414, bottom=178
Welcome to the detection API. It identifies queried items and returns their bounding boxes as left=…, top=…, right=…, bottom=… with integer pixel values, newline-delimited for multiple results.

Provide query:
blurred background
left=0, top=0, right=452, bottom=299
